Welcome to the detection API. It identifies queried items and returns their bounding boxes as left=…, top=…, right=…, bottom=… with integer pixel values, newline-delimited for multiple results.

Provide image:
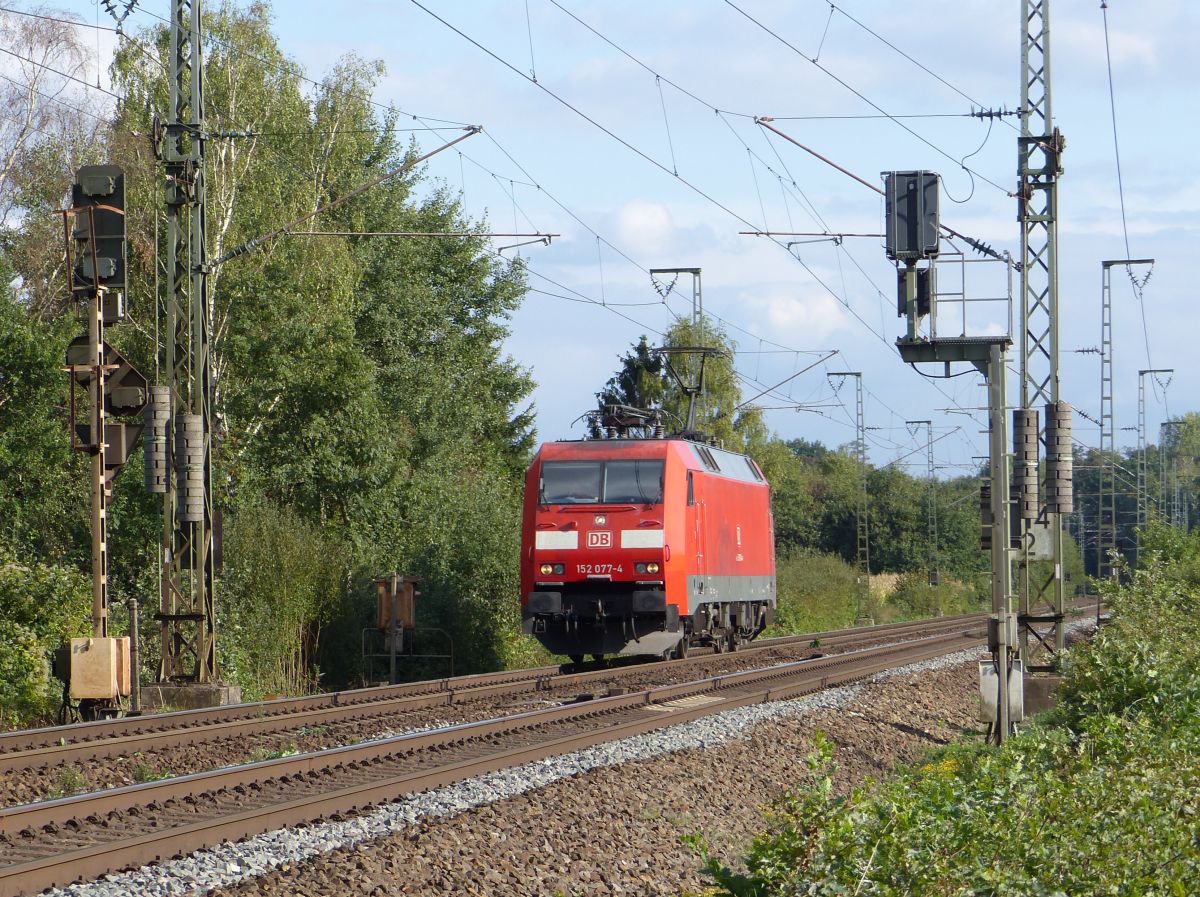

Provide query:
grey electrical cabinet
left=884, top=170, right=939, bottom=261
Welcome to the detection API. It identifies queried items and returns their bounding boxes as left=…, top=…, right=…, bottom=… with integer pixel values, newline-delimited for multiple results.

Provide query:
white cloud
left=615, top=199, right=674, bottom=254
left=742, top=286, right=847, bottom=344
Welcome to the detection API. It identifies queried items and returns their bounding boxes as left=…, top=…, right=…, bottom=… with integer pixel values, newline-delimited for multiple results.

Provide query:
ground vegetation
left=697, top=520, right=1200, bottom=895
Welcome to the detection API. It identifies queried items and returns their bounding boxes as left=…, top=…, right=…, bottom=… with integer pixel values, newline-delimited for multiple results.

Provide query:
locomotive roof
left=533, top=437, right=766, bottom=485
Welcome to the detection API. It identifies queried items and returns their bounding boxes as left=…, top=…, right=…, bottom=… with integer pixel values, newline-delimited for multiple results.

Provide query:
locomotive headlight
left=646, top=562, right=660, bottom=574
left=553, top=563, right=565, bottom=575
left=539, top=563, right=554, bottom=575
left=635, top=563, right=646, bottom=574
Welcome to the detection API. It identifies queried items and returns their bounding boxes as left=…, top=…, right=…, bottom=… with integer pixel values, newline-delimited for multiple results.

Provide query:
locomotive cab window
left=604, top=460, right=664, bottom=504
left=540, top=460, right=663, bottom=505
left=540, top=461, right=602, bottom=503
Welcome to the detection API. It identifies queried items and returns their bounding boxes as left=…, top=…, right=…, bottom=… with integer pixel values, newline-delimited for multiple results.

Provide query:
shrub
left=699, top=523, right=1200, bottom=896
left=0, top=551, right=90, bottom=727
left=218, top=498, right=348, bottom=698
left=770, top=549, right=859, bottom=634
left=886, top=570, right=986, bottom=619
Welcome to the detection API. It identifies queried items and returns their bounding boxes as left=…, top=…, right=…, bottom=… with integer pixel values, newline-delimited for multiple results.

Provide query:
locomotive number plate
left=577, top=563, right=623, bottom=575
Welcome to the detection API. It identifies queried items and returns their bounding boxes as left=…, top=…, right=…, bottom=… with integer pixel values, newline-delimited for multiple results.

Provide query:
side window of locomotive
left=603, top=460, right=664, bottom=504
left=540, top=461, right=602, bottom=503
left=693, top=445, right=720, bottom=472
left=687, top=471, right=695, bottom=506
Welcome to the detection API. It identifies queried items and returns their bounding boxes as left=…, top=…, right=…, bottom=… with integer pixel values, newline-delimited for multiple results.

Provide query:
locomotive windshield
left=541, top=460, right=663, bottom=505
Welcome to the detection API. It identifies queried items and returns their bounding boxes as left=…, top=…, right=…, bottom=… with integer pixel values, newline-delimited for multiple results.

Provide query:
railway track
left=0, top=613, right=991, bottom=781
left=0, top=624, right=988, bottom=897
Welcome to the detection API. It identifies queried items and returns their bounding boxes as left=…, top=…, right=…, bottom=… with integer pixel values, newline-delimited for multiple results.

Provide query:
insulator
left=980, top=479, right=993, bottom=550
left=1044, top=402, right=1074, bottom=513
left=143, top=386, right=170, bottom=494
left=174, top=413, right=205, bottom=523
left=1012, top=409, right=1039, bottom=521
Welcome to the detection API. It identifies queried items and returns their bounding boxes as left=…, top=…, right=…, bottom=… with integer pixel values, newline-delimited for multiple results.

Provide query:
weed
left=130, top=759, right=166, bottom=783
left=49, top=765, right=86, bottom=798
left=247, top=742, right=300, bottom=763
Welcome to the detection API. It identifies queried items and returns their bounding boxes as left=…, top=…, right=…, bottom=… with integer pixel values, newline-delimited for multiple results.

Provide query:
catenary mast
left=1017, top=0, right=1070, bottom=664
left=155, top=0, right=217, bottom=683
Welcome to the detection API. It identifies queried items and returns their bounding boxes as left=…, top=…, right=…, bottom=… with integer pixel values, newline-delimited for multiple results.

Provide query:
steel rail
left=0, top=614, right=988, bottom=770
left=0, top=627, right=985, bottom=897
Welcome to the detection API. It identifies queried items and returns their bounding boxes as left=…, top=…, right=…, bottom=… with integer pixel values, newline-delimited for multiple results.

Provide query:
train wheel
left=674, top=638, right=689, bottom=660
left=569, top=654, right=585, bottom=667
left=728, top=631, right=741, bottom=653
left=711, top=632, right=724, bottom=654
left=590, top=653, right=607, bottom=667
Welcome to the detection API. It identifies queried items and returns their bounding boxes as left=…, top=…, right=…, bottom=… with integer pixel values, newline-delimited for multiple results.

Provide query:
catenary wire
left=722, top=0, right=1011, bottom=196
left=1100, top=0, right=1157, bottom=379
left=407, top=0, right=987, bottom=460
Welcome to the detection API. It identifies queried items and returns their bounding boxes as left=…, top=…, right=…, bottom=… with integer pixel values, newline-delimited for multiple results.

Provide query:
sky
left=39, top=0, right=1200, bottom=478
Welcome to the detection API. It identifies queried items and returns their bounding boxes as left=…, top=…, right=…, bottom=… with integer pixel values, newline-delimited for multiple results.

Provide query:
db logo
left=587, top=531, right=612, bottom=548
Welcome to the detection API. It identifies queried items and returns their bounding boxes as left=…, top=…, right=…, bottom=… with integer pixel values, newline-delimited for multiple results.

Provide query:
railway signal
left=59, top=164, right=143, bottom=720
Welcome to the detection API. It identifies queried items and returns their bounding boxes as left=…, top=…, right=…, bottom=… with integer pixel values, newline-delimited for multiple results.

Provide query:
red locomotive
left=520, top=435, right=776, bottom=662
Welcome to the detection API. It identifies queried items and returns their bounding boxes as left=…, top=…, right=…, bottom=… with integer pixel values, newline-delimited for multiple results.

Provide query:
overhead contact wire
left=723, top=0, right=1011, bottom=195
left=1100, top=0, right=1156, bottom=374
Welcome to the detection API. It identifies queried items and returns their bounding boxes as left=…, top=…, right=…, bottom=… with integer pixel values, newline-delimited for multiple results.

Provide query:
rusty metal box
left=375, top=575, right=420, bottom=630
left=69, top=636, right=131, bottom=700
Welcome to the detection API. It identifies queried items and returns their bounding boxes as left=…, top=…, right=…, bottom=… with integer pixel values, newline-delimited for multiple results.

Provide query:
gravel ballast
left=38, top=639, right=1023, bottom=897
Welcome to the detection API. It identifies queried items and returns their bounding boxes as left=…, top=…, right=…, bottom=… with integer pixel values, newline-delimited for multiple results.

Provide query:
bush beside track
left=696, top=522, right=1200, bottom=896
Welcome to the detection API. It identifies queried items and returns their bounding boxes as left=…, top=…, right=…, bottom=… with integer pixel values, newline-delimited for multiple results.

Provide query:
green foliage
left=591, top=335, right=665, bottom=430
left=247, top=743, right=299, bottom=763
left=219, top=497, right=348, bottom=698
left=49, top=765, right=88, bottom=798
left=0, top=619, right=54, bottom=728
left=770, top=550, right=858, bottom=634
left=1057, top=522, right=1200, bottom=731
left=589, top=318, right=764, bottom=451
left=886, top=570, right=985, bottom=619
left=0, top=550, right=90, bottom=725
left=130, top=759, right=167, bottom=783
left=692, top=733, right=841, bottom=897
left=384, top=444, right=527, bottom=673
left=0, top=284, right=88, bottom=561
left=700, top=522, right=1200, bottom=896
left=661, top=317, right=767, bottom=451
left=754, top=439, right=818, bottom=550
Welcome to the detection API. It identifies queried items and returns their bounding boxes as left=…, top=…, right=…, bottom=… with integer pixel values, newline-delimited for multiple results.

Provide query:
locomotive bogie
left=520, top=437, right=776, bottom=660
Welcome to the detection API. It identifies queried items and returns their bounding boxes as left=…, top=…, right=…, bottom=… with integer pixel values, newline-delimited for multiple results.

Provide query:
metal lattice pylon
left=1136, top=369, right=1172, bottom=556
left=1098, top=263, right=1117, bottom=581
left=830, top=372, right=869, bottom=620
left=157, top=0, right=217, bottom=683
left=1017, top=0, right=1068, bottom=661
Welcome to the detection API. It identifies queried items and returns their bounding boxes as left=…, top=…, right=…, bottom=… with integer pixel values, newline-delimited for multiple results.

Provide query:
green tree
left=754, top=438, right=818, bottom=550
left=864, top=466, right=926, bottom=571
left=0, top=1, right=538, bottom=706
left=112, top=4, right=533, bottom=685
left=590, top=335, right=666, bottom=436
left=0, top=548, right=90, bottom=724
left=0, top=281, right=87, bottom=559
left=660, top=317, right=766, bottom=451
